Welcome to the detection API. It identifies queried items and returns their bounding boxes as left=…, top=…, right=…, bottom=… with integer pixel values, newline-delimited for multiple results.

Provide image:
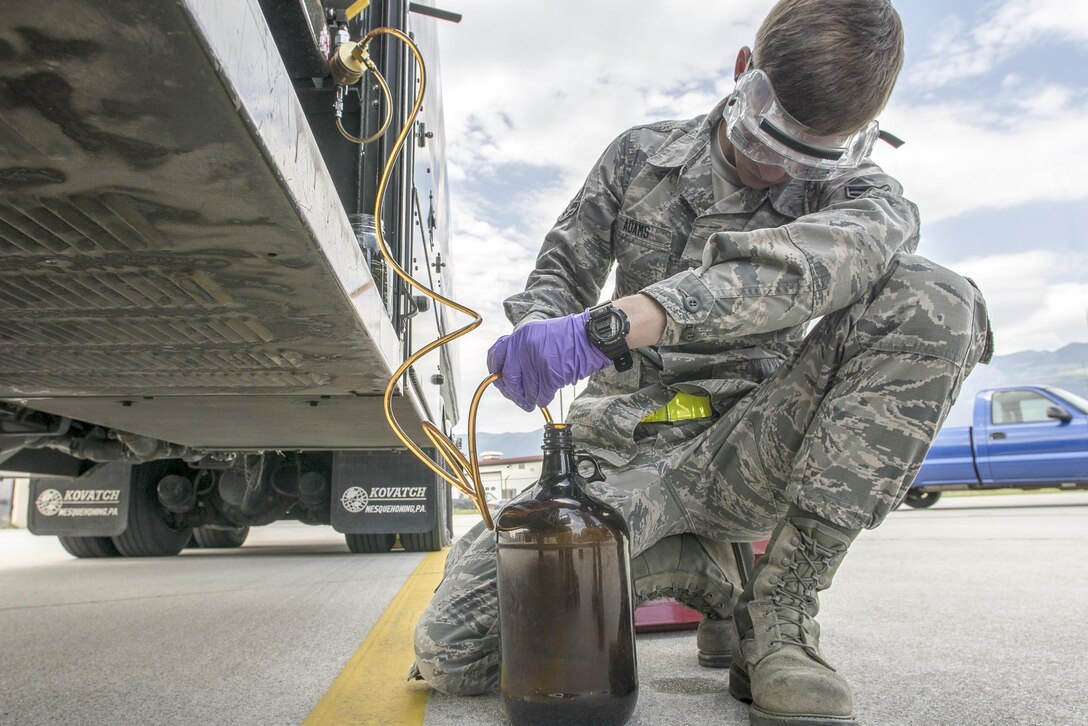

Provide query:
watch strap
left=585, top=303, right=633, bottom=372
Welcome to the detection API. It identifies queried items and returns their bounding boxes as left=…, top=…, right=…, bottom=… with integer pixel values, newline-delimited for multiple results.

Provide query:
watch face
left=590, top=312, right=622, bottom=343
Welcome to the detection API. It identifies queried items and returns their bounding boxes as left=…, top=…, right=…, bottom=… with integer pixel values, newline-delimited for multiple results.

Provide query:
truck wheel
left=401, top=523, right=450, bottom=552
left=58, top=536, right=120, bottom=558
left=401, top=481, right=453, bottom=552
left=193, top=526, right=249, bottom=548
left=346, top=533, right=397, bottom=553
left=112, top=462, right=193, bottom=557
left=904, top=490, right=942, bottom=509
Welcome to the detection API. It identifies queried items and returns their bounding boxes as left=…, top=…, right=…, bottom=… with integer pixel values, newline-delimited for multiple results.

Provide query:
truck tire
left=401, top=481, right=453, bottom=552
left=112, top=462, right=193, bottom=557
left=904, top=490, right=942, bottom=509
left=58, top=536, right=120, bottom=558
left=193, top=526, right=249, bottom=548
left=346, top=533, right=397, bottom=553
left=401, top=522, right=451, bottom=552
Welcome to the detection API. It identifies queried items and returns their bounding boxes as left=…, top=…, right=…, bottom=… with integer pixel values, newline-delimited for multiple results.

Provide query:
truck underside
left=0, top=0, right=458, bottom=554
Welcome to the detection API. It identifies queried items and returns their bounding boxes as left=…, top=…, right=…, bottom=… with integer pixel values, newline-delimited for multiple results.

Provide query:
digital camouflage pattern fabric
left=413, top=97, right=992, bottom=694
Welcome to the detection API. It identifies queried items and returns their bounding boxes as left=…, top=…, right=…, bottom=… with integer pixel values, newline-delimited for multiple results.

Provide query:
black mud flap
left=28, top=462, right=132, bottom=537
left=331, top=451, right=439, bottom=534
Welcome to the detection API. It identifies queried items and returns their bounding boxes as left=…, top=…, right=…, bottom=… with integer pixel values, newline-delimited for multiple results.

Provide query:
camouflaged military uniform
left=413, top=97, right=993, bottom=695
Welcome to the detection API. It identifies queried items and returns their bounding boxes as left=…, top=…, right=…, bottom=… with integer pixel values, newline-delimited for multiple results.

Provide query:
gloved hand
left=486, top=310, right=612, bottom=411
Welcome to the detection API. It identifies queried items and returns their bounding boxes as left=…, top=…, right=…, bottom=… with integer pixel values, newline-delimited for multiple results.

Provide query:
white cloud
left=437, top=1, right=769, bottom=180
left=872, top=82, right=1088, bottom=223
left=943, top=250, right=1088, bottom=354
left=909, top=0, right=1088, bottom=88
left=435, top=1, right=772, bottom=431
left=422, top=1, right=1088, bottom=433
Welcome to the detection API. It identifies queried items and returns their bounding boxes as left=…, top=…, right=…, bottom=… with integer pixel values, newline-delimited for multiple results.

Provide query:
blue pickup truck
left=903, top=386, right=1088, bottom=508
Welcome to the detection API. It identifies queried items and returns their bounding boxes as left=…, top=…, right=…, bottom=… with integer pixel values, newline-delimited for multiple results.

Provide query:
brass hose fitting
left=331, top=38, right=393, bottom=146
left=330, top=40, right=371, bottom=86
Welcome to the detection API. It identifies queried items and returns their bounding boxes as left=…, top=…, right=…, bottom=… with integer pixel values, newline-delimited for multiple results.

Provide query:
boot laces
left=766, top=531, right=838, bottom=662
left=637, top=582, right=727, bottom=619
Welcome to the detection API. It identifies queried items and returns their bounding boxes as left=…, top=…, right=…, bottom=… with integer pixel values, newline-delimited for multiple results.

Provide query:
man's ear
left=734, top=46, right=753, bottom=80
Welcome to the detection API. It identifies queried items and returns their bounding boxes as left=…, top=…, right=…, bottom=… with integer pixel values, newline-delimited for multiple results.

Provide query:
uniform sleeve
left=502, top=131, right=632, bottom=327
left=641, top=165, right=920, bottom=346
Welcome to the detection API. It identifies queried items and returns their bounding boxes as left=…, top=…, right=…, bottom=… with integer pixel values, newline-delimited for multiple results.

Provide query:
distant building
left=1, top=478, right=30, bottom=527
left=476, top=455, right=543, bottom=502
left=0, top=478, right=12, bottom=526
left=0, top=478, right=27, bottom=527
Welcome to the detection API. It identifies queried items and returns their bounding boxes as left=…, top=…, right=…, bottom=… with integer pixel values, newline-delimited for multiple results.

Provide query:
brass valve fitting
left=330, top=41, right=373, bottom=86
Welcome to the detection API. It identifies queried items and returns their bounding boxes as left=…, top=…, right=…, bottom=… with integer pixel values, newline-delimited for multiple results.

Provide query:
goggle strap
left=878, top=129, right=905, bottom=148
left=758, top=118, right=845, bottom=161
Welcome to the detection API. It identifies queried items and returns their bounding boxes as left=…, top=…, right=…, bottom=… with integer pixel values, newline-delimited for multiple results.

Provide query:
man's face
left=733, top=150, right=790, bottom=190
left=725, top=46, right=791, bottom=189
left=718, top=120, right=791, bottom=189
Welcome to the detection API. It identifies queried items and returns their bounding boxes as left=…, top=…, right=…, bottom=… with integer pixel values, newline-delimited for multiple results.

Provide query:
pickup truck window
left=991, top=390, right=1057, bottom=424
left=1044, top=387, right=1088, bottom=414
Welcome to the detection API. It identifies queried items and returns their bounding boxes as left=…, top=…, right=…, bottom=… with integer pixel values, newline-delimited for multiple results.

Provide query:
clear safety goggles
left=724, top=69, right=880, bottom=182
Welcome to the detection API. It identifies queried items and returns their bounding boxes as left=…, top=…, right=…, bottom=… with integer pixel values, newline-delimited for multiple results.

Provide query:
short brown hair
left=753, top=0, right=905, bottom=134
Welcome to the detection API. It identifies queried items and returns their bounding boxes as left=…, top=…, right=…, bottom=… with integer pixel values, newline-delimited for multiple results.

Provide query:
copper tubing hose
left=338, top=27, right=551, bottom=531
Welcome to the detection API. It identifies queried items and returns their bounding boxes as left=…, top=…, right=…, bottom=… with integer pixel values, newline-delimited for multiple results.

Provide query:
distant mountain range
left=466, top=430, right=548, bottom=460
left=943, top=341, right=1088, bottom=427
left=463, top=342, right=1088, bottom=458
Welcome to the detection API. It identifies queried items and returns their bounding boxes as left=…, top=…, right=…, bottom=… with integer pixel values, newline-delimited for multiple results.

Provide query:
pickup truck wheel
left=904, top=490, right=942, bottom=509
left=193, top=526, right=249, bottom=548
left=58, top=536, right=120, bottom=558
left=112, top=462, right=193, bottom=557
left=346, top=533, right=396, bottom=553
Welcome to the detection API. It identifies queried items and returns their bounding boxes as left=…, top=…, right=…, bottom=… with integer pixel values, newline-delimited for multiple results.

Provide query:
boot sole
left=729, top=663, right=753, bottom=702
left=730, top=664, right=857, bottom=726
left=698, top=651, right=731, bottom=668
left=749, top=707, right=857, bottom=726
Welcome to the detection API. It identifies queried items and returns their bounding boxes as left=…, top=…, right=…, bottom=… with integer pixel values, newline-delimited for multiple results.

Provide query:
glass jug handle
left=573, top=450, right=606, bottom=483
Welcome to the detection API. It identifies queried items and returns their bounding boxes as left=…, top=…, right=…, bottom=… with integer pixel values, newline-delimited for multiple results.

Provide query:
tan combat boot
left=631, top=533, right=741, bottom=667
left=729, top=512, right=860, bottom=725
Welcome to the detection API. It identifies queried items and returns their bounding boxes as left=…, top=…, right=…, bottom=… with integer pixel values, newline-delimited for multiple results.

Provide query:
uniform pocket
left=614, top=214, right=671, bottom=288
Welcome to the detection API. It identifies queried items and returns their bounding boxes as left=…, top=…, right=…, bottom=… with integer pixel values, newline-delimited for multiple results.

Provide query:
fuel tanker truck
left=0, top=0, right=463, bottom=556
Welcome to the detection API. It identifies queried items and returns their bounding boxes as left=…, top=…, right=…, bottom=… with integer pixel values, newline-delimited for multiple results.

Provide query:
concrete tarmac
left=0, top=523, right=428, bottom=725
left=427, top=491, right=1088, bottom=726
left=2, top=491, right=1086, bottom=725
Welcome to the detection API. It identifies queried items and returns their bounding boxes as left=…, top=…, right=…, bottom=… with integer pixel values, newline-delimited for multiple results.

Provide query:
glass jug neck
left=540, top=424, right=576, bottom=479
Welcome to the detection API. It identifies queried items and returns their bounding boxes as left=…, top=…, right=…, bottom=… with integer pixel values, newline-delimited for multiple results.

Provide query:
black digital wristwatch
left=585, top=303, right=633, bottom=372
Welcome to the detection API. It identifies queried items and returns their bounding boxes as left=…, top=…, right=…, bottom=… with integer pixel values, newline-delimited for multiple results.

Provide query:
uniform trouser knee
left=847, top=255, right=992, bottom=373
left=727, top=255, right=992, bottom=531
left=793, top=255, right=991, bottom=525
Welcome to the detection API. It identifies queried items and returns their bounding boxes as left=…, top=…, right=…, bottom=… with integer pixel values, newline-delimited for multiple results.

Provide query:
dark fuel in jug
left=494, top=423, right=638, bottom=726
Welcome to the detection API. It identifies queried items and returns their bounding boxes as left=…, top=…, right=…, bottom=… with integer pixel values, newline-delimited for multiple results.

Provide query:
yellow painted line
left=304, top=549, right=448, bottom=726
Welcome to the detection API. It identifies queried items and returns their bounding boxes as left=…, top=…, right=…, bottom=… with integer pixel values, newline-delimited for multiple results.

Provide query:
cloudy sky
left=428, top=0, right=1088, bottom=433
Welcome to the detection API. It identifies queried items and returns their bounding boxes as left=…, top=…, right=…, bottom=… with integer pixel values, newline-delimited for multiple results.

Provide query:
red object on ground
left=634, top=598, right=703, bottom=633
left=632, top=539, right=770, bottom=634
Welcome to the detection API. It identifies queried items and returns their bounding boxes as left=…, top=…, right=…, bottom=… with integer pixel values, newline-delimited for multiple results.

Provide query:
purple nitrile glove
left=486, top=310, right=612, bottom=412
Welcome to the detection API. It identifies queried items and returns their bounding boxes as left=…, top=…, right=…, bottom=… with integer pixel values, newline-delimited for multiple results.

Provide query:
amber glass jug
left=494, top=423, right=638, bottom=726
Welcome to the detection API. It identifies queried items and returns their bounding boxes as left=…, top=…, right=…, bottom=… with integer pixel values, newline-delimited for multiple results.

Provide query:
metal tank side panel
left=403, top=7, right=460, bottom=429
left=0, top=0, right=435, bottom=447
